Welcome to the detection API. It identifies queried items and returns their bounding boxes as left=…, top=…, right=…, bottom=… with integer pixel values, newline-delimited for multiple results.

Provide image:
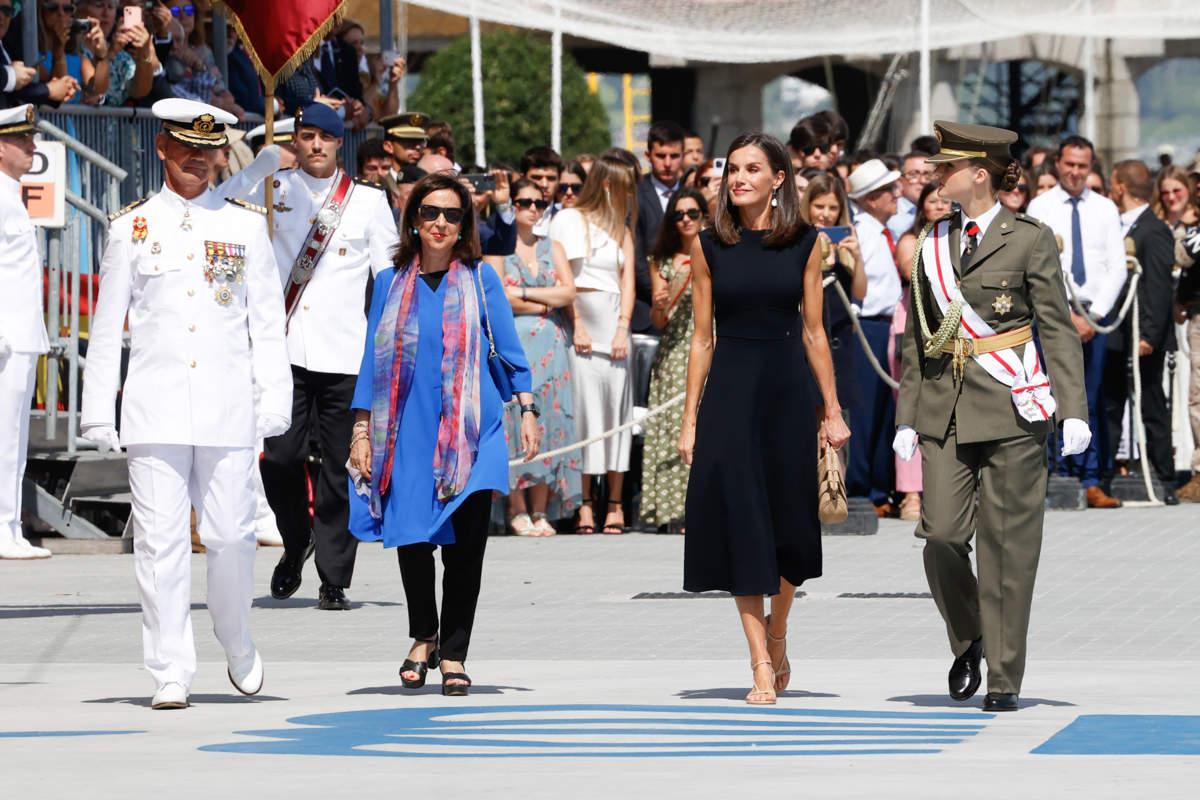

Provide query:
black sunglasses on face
left=0, top=5, right=13, bottom=19
left=417, top=204, right=463, bottom=224
left=698, top=175, right=721, bottom=188
left=44, top=3, right=77, bottom=12
left=513, top=198, right=550, bottom=211
left=672, top=208, right=702, bottom=222
left=801, top=145, right=828, bottom=156
left=556, top=182, right=583, bottom=195
left=1014, top=184, right=1029, bottom=193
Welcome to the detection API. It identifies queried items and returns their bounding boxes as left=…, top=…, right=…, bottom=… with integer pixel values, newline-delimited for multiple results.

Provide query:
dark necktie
left=960, top=221, right=980, bottom=272
left=319, top=43, right=338, bottom=91
left=1069, top=196, right=1087, bottom=286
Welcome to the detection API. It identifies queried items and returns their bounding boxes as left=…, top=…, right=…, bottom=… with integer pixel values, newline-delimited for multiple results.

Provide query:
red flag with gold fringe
left=213, top=0, right=346, bottom=88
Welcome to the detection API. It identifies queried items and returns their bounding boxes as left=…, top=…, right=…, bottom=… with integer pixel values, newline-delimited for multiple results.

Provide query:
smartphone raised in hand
left=820, top=225, right=852, bottom=244
left=124, top=5, right=143, bottom=29
left=462, top=173, right=496, bottom=193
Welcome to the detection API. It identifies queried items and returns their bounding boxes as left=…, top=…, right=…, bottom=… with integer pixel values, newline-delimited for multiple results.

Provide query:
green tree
left=408, top=30, right=611, bottom=167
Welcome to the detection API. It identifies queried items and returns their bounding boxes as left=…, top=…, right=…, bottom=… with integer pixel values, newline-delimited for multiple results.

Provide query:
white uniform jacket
left=240, top=168, right=398, bottom=375
left=80, top=185, right=292, bottom=447
left=0, top=172, right=49, bottom=354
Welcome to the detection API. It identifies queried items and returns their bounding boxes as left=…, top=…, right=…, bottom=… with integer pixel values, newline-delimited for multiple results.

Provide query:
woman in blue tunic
left=348, top=174, right=541, bottom=696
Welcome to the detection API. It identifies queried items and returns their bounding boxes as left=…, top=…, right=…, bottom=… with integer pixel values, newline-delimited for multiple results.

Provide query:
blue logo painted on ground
left=201, top=704, right=989, bottom=758
left=1034, top=715, right=1200, bottom=755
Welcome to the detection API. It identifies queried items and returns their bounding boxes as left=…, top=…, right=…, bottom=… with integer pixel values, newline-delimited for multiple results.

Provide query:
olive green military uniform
left=897, top=123, right=1088, bottom=696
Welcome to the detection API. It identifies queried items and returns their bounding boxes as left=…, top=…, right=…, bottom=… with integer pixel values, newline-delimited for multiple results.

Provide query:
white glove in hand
left=1060, top=418, right=1092, bottom=457
left=892, top=425, right=918, bottom=462
left=0, top=336, right=11, bottom=367
left=256, top=413, right=291, bottom=440
left=81, top=425, right=122, bottom=453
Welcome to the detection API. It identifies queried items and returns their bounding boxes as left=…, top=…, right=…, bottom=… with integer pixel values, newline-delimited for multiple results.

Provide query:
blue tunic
left=348, top=262, right=532, bottom=548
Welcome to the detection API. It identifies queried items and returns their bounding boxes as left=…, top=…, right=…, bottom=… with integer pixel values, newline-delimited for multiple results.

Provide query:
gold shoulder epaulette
left=108, top=197, right=148, bottom=222
left=226, top=198, right=268, bottom=214
left=353, top=176, right=385, bottom=190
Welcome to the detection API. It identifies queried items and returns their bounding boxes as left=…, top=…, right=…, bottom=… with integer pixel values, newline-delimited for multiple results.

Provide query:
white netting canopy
left=405, top=0, right=1200, bottom=62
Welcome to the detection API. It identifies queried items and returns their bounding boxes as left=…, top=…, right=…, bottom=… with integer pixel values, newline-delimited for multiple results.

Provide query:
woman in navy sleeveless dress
left=678, top=133, right=850, bottom=705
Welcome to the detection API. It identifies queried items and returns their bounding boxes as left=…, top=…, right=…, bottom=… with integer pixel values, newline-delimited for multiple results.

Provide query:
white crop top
left=548, top=207, right=624, bottom=294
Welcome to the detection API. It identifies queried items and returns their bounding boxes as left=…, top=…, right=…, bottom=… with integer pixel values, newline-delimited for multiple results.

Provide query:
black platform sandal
left=601, top=500, right=626, bottom=534
left=441, top=669, right=472, bottom=697
left=399, top=637, right=440, bottom=689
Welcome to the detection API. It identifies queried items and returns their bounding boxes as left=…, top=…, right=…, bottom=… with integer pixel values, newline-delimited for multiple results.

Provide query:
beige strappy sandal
left=766, top=614, right=791, bottom=693
left=746, top=659, right=777, bottom=705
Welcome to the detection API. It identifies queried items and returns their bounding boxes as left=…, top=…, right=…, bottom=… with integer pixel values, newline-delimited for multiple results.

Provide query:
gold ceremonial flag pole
left=265, top=86, right=274, bottom=239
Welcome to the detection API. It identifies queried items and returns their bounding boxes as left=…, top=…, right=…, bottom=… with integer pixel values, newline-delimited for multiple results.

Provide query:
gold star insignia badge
left=992, top=293, right=1013, bottom=314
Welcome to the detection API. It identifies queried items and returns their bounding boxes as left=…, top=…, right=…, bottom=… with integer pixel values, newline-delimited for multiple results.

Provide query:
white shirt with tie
left=959, top=201, right=1004, bottom=257
left=853, top=211, right=903, bottom=319
left=1026, top=184, right=1126, bottom=319
left=650, top=175, right=679, bottom=212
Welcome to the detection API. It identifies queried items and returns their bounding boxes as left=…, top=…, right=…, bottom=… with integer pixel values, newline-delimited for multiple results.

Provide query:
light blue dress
left=348, top=262, right=532, bottom=548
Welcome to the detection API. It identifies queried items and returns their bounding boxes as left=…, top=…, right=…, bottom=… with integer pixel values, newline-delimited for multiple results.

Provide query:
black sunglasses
left=44, top=2, right=77, bottom=12
left=417, top=204, right=464, bottom=224
left=0, top=6, right=13, bottom=19
left=671, top=208, right=702, bottom=222
left=513, top=197, right=550, bottom=211
left=801, top=144, right=828, bottom=156
left=556, top=182, right=583, bottom=195
left=1014, top=184, right=1029, bottom=193
left=697, top=176, right=719, bottom=188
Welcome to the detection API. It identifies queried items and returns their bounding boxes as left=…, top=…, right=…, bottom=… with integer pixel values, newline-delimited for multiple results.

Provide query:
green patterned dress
left=640, top=254, right=694, bottom=529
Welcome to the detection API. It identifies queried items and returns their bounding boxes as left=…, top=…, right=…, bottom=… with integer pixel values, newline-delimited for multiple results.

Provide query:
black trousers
left=1102, top=348, right=1173, bottom=484
left=395, top=490, right=491, bottom=663
left=260, top=365, right=358, bottom=588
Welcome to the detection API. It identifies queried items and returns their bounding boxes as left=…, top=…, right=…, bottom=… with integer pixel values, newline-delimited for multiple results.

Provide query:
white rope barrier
left=509, top=392, right=685, bottom=466
left=826, top=274, right=901, bottom=391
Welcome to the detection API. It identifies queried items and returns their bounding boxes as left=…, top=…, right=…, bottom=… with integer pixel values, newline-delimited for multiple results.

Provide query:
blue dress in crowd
left=348, top=262, right=532, bottom=548
left=500, top=239, right=581, bottom=520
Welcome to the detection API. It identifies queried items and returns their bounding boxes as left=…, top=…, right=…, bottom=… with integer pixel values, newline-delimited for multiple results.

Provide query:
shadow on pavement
left=346, top=685, right=533, bottom=696
left=887, top=694, right=1076, bottom=708
left=676, top=688, right=839, bottom=700
left=251, top=596, right=402, bottom=609
left=84, top=694, right=290, bottom=707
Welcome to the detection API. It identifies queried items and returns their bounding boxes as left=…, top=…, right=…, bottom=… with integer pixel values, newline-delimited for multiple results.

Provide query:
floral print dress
left=501, top=238, right=581, bottom=520
left=640, top=254, right=694, bottom=528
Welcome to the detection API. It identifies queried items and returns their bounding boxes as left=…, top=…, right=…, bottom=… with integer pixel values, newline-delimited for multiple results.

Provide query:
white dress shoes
left=228, top=649, right=264, bottom=696
left=0, top=538, right=49, bottom=559
left=151, top=682, right=189, bottom=710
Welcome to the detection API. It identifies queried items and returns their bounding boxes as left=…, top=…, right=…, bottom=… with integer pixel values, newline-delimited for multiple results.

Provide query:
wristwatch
left=520, top=403, right=540, bottom=418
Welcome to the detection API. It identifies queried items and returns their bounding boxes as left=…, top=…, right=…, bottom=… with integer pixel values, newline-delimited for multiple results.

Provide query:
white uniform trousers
left=0, top=353, right=38, bottom=542
left=127, top=444, right=257, bottom=690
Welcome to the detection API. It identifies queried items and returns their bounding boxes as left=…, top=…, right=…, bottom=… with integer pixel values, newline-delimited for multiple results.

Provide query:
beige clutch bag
left=817, top=443, right=848, bottom=524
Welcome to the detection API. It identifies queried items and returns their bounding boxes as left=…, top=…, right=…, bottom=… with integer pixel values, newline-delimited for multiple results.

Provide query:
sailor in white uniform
left=227, top=102, right=398, bottom=610
left=81, top=99, right=293, bottom=710
left=0, top=104, right=51, bottom=561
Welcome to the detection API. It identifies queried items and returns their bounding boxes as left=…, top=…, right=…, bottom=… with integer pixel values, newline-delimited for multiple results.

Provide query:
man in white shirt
left=233, top=103, right=399, bottom=610
left=521, top=145, right=563, bottom=238
left=888, top=151, right=935, bottom=241
left=0, top=105, right=51, bottom=560
left=81, top=99, right=293, bottom=708
left=846, top=159, right=904, bottom=513
left=1026, top=136, right=1127, bottom=508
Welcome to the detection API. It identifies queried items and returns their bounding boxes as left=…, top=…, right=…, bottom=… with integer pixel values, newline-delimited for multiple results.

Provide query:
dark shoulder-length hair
left=711, top=131, right=807, bottom=248
left=394, top=172, right=482, bottom=269
left=910, top=181, right=943, bottom=235
left=650, top=187, right=709, bottom=262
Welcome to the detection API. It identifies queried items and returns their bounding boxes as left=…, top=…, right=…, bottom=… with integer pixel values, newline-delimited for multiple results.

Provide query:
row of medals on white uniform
left=133, top=206, right=245, bottom=306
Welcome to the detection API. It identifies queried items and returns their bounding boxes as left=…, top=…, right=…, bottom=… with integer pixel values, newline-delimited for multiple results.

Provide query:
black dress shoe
left=1163, top=489, right=1180, bottom=506
left=948, top=638, right=983, bottom=701
left=269, top=537, right=315, bottom=600
left=318, top=584, right=351, bottom=610
left=983, top=692, right=1019, bottom=712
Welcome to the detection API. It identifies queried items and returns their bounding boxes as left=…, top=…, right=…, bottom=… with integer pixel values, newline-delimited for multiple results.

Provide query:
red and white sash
left=283, top=170, right=355, bottom=329
left=922, top=219, right=1056, bottom=422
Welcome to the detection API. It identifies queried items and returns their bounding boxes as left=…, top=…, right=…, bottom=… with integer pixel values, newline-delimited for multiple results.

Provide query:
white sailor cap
left=0, top=104, right=36, bottom=136
left=152, top=98, right=237, bottom=149
left=246, top=117, right=295, bottom=149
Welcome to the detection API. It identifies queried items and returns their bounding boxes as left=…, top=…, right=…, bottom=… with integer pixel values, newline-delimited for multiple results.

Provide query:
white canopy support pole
left=470, top=13, right=485, bottom=165
left=398, top=1, right=409, bottom=111
left=1082, top=0, right=1097, bottom=141
left=551, top=0, right=563, bottom=154
left=919, top=0, right=931, bottom=134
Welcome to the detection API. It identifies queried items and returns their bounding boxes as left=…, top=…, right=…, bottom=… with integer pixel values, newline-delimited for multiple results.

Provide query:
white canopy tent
left=396, top=0, right=1200, bottom=160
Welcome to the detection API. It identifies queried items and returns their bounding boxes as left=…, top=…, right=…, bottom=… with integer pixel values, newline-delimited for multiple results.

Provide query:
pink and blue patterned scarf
left=369, top=257, right=482, bottom=517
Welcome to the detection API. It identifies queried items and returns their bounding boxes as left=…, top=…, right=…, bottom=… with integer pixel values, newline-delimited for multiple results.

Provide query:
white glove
left=81, top=425, right=122, bottom=453
left=892, top=425, right=918, bottom=462
left=1060, top=418, right=1092, bottom=457
left=256, top=413, right=291, bottom=440
left=0, top=335, right=11, bottom=367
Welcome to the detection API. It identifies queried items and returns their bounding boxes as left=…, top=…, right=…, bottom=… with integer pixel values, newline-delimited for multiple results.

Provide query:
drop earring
left=412, top=228, right=419, bottom=235
left=771, top=188, right=779, bottom=208
left=457, top=234, right=462, bottom=242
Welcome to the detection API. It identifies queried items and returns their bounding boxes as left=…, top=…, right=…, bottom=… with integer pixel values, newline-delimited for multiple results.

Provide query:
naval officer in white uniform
left=81, top=99, right=293, bottom=710
left=230, top=103, right=398, bottom=610
left=0, top=104, right=51, bottom=561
